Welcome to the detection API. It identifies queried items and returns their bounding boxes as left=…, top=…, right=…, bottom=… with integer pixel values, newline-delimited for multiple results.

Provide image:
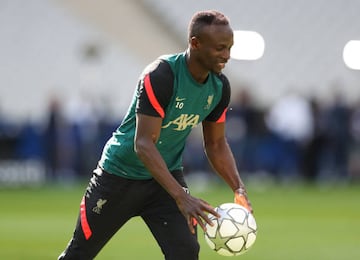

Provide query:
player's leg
left=58, top=168, right=138, bottom=259
left=143, top=210, right=199, bottom=260
left=141, top=171, right=200, bottom=260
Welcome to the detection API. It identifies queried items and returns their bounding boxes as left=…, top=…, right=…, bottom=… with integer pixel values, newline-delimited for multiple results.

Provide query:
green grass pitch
left=0, top=179, right=359, bottom=260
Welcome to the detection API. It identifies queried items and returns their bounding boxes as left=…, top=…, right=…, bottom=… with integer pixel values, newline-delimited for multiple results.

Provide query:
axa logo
left=162, top=114, right=200, bottom=131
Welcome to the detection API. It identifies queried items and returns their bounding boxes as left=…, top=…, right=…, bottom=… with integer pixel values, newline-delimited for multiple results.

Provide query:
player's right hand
left=176, top=193, right=220, bottom=234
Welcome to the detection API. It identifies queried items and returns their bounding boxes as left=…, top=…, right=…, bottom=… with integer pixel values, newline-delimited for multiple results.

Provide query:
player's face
left=196, top=24, right=233, bottom=74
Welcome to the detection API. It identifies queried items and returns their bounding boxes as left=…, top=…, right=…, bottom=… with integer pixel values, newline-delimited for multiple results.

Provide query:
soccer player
left=59, top=10, right=252, bottom=260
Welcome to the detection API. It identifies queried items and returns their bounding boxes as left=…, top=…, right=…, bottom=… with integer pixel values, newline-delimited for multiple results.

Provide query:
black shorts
left=58, top=168, right=199, bottom=260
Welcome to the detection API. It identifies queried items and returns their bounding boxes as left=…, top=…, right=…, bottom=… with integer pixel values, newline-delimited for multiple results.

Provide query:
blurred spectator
left=63, top=92, right=103, bottom=178
left=43, top=97, right=79, bottom=182
left=266, top=93, right=314, bottom=143
left=301, top=97, right=326, bottom=182
left=0, top=103, right=21, bottom=159
left=348, top=99, right=360, bottom=181
left=317, top=92, right=351, bottom=181
left=43, top=97, right=60, bottom=180
left=226, top=89, right=264, bottom=174
left=265, top=93, right=314, bottom=181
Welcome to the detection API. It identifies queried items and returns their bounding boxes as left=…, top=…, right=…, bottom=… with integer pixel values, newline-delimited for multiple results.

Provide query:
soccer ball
left=204, top=203, right=257, bottom=256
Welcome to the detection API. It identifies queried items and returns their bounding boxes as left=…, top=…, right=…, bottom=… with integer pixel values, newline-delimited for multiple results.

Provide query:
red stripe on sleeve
left=144, top=74, right=165, bottom=118
left=216, top=108, right=228, bottom=123
left=80, top=196, right=92, bottom=240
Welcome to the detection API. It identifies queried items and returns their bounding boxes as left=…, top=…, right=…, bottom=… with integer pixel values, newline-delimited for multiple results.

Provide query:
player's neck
left=185, top=50, right=209, bottom=84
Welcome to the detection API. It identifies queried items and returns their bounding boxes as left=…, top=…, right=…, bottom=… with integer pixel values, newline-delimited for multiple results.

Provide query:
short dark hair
left=188, top=10, right=230, bottom=39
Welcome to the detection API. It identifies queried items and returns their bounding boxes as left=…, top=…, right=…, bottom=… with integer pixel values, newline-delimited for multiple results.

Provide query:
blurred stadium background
left=1, top=0, right=360, bottom=185
left=0, top=1, right=360, bottom=259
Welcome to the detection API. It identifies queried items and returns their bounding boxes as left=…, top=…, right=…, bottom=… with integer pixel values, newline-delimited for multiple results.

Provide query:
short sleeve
left=136, top=60, right=174, bottom=118
left=205, top=74, right=231, bottom=122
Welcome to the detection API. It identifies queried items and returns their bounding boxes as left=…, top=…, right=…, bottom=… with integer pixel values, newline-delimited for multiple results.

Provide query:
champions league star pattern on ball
left=205, top=203, right=257, bottom=256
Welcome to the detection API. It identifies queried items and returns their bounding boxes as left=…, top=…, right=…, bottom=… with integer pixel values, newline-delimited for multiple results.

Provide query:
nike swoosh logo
left=176, top=97, right=186, bottom=102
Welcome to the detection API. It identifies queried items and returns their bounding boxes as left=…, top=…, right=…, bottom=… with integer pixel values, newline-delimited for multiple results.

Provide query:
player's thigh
left=141, top=199, right=199, bottom=259
left=69, top=171, right=141, bottom=251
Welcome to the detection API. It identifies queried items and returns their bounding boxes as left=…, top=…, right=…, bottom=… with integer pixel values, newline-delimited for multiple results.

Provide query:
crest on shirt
left=204, top=95, right=214, bottom=110
left=92, top=198, right=107, bottom=214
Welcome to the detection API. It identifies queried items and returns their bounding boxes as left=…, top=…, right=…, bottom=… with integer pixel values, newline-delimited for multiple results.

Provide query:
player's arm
left=202, top=120, right=252, bottom=213
left=134, top=60, right=219, bottom=232
left=135, top=114, right=218, bottom=232
left=203, top=75, right=252, bottom=213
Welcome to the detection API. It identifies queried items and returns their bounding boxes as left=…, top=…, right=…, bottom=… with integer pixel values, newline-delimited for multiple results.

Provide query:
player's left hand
left=234, top=187, right=253, bottom=214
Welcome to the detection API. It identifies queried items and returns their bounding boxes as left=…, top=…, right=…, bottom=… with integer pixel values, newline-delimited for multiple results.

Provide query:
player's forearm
left=205, top=140, right=245, bottom=191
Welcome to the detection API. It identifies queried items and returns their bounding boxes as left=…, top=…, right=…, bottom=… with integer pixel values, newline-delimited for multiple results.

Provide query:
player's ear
left=190, top=36, right=200, bottom=49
